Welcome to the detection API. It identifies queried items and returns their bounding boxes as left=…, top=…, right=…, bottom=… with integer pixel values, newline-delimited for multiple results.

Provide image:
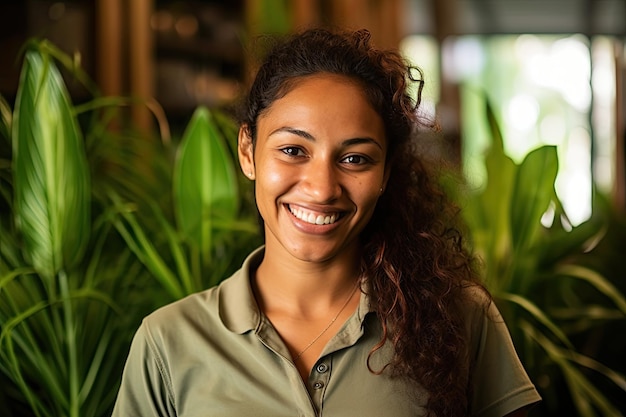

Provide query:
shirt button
left=316, top=363, right=329, bottom=373
left=313, top=381, right=324, bottom=390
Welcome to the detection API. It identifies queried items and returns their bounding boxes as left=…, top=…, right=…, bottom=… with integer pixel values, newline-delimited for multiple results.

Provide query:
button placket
left=312, top=363, right=330, bottom=391
left=308, top=359, right=331, bottom=409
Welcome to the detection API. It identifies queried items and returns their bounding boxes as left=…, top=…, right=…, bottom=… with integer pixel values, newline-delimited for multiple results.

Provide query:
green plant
left=0, top=40, right=139, bottom=417
left=0, top=39, right=261, bottom=416
left=109, top=106, right=262, bottom=300
left=452, top=98, right=626, bottom=416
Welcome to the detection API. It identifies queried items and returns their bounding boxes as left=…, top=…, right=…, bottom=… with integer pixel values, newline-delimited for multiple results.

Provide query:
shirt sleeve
left=469, top=296, right=541, bottom=417
left=111, top=321, right=176, bottom=417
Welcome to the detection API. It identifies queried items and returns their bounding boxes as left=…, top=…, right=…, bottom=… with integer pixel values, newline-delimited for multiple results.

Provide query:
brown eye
left=341, top=155, right=369, bottom=165
left=281, top=147, right=305, bottom=157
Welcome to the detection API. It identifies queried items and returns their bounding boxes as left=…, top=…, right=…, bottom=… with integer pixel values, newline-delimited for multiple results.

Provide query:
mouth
left=287, top=204, right=341, bottom=225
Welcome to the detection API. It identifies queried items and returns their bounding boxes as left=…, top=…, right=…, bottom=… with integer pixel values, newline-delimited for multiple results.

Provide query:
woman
left=112, top=28, right=541, bottom=417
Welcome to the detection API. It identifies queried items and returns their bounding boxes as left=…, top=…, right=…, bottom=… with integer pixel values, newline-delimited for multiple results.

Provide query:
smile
left=288, top=205, right=339, bottom=225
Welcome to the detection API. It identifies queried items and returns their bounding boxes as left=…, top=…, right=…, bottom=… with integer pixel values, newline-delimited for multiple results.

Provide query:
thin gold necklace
left=294, top=283, right=360, bottom=360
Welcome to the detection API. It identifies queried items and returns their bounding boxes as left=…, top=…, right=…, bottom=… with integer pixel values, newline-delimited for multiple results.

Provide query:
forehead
left=279, top=73, right=364, bottom=95
left=276, top=73, right=372, bottom=108
left=259, top=73, right=382, bottom=126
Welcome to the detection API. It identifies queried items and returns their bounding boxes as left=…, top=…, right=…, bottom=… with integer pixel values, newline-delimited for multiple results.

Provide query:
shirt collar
left=218, top=246, right=374, bottom=334
left=218, top=246, right=265, bottom=334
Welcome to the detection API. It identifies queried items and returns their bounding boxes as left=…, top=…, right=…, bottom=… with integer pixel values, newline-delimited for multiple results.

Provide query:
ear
left=238, top=125, right=255, bottom=180
left=381, top=164, right=391, bottom=194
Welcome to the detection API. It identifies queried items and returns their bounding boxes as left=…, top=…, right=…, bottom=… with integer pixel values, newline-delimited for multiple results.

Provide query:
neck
left=254, top=243, right=362, bottom=317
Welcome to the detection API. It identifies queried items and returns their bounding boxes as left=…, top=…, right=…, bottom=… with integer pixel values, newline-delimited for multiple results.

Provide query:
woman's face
left=239, top=74, right=388, bottom=265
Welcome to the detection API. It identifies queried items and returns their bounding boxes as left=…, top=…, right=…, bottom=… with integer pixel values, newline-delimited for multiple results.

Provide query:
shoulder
left=141, top=247, right=264, bottom=344
left=456, top=283, right=511, bottom=355
left=459, top=285, right=542, bottom=415
left=140, top=284, right=222, bottom=344
left=149, top=286, right=218, bottom=321
left=458, top=283, right=497, bottom=323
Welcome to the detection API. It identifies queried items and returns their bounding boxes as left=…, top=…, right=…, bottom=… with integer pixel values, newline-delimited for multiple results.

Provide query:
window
left=401, top=34, right=618, bottom=226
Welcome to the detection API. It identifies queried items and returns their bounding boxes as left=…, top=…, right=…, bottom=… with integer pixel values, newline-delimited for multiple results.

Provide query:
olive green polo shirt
left=112, top=247, right=540, bottom=417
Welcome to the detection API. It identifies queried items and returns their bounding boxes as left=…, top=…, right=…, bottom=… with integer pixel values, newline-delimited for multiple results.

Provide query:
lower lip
left=285, top=205, right=343, bottom=234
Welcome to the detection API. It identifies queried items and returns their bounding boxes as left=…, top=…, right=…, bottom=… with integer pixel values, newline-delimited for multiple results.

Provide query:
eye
left=341, top=154, right=371, bottom=165
left=280, top=146, right=306, bottom=157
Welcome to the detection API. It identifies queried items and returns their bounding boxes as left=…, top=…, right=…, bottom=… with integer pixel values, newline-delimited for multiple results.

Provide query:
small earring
left=380, top=187, right=384, bottom=194
left=248, top=172, right=254, bottom=178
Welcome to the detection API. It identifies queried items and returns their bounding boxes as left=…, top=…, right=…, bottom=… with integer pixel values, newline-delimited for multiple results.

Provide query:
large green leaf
left=479, top=145, right=517, bottom=286
left=12, top=48, right=90, bottom=279
left=510, top=145, right=558, bottom=253
left=173, top=107, right=239, bottom=259
left=463, top=99, right=518, bottom=290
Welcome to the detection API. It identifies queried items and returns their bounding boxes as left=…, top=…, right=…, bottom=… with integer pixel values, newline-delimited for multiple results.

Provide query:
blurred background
left=1, top=0, right=625, bottom=221
left=1, top=1, right=626, bottom=416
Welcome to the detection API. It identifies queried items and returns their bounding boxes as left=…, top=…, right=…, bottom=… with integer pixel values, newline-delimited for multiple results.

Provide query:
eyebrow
left=269, top=126, right=384, bottom=150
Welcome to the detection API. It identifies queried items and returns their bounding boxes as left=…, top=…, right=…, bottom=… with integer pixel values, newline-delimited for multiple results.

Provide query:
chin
left=285, top=239, right=360, bottom=264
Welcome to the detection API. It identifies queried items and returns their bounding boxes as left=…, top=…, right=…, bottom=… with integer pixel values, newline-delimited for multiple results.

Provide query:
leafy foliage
left=453, top=98, right=626, bottom=416
left=0, top=40, right=261, bottom=416
left=0, top=40, right=139, bottom=417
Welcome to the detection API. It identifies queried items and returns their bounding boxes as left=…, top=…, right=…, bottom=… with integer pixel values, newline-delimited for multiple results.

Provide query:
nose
left=301, top=158, right=342, bottom=202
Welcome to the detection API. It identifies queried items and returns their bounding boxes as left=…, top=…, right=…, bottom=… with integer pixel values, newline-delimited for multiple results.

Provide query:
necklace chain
left=294, top=283, right=359, bottom=360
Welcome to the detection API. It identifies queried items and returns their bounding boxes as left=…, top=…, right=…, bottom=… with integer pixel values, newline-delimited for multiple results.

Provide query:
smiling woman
left=239, top=74, right=387, bottom=267
left=111, top=28, right=542, bottom=417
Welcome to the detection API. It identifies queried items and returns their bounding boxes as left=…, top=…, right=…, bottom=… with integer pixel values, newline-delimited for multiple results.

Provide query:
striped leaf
left=12, top=48, right=90, bottom=279
left=173, top=107, right=239, bottom=258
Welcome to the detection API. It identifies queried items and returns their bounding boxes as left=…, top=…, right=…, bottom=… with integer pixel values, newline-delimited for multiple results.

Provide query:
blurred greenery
left=448, top=97, right=626, bottom=416
left=0, top=39, right=261, bottom=416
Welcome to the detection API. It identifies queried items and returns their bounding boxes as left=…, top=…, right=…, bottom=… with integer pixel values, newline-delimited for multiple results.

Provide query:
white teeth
left=289, top=206, right=338, bottom=225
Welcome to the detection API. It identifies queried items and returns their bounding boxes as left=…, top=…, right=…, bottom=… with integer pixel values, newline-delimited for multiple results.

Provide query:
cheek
left=254, top=164, right=291, bottom=209
left=357, top=187, right=384, bottom=217
left=361, top=173, right=384, bottom=198
left=365, top=194, right=382, bottom=215
left=264, top=156, right=298, bottom=184
left=266, top=170, right=285, bottom=187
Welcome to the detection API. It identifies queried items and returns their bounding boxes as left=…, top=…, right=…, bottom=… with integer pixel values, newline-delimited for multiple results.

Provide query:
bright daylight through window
left=401, top=34, right=617, bottom=227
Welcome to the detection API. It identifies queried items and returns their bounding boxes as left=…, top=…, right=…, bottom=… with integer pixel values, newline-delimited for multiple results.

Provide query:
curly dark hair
left=239, top=27, right=486, bottom=417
